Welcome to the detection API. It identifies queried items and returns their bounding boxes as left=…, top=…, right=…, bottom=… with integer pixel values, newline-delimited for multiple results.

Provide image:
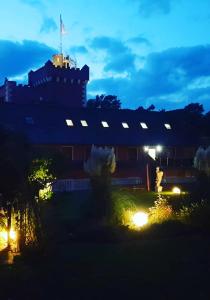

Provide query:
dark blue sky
left=1, top=0, right=210, bottom=110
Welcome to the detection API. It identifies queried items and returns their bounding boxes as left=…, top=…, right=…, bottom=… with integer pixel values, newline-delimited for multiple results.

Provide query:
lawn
left=0, top=188, right=210, bottom=300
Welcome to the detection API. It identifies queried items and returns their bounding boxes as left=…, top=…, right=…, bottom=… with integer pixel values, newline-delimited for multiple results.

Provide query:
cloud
left=127, top=35, right=151, bottom=47
left=0, top=40, right=55, bottom=83
left=40, top=17, right=57, bottom=33
left=90, top=36, right=127, bottom=54
left=90, top=36, right=136, bottom=73
left=88, top=44, right=210, bottom=110
left=130, top=0, right=174, bottom=17
left=105, top=53, right=136, bottom=73
left=70, top=46, right=88, bottom=55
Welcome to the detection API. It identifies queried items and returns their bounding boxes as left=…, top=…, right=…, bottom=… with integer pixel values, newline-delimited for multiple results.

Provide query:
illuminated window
left=164, top=123, right=171, bottom=129
left=101, top=121, right=109, bottom=127
left=122, top=122, right=129, bottom=128
left=66, top=119, right=73, bottom=126
left=140, top=122, right=148, bottom=129
left=81, top=120, right=88, bottom=127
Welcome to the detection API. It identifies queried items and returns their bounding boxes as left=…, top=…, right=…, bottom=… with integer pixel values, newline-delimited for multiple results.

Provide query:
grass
left=0, top=188, right=210, bottom=299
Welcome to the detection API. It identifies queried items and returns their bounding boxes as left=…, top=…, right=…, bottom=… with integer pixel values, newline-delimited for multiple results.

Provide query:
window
left=81, top=120, right=88, bottom=127
left=140, top=122, right=148, bottom=129
left=66, top=119, right=73, bottom=126
left=122, top=122, right=129, bottom=128
left=101, top=121, right=109, bottom=127
left=164, top=123, right=171, bottom=129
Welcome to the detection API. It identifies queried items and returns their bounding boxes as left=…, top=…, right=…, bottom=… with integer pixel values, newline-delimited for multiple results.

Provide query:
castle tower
left=28, top=58, right=89, bottom=107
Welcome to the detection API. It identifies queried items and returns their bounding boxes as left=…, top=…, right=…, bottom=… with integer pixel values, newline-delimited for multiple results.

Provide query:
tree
left=0, top=127, right=30, bottom=249
left=136, top=104, right=155, bottom=111
left=147, top=104, right=155, bottom=111
left=87, top=95, right=121, bottom=109
left=29, top=159, right=55, bottom=201
left=184, top=103, right=204, bottom=116
left=84, top=145, right=116, bottom=221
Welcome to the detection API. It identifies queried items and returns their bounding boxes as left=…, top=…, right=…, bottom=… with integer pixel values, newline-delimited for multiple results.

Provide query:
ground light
left=172, top=186, right=181, bottom=194
left=132, top=212, right=148, bottom=228
left=0, top=229, right=17, bottom=243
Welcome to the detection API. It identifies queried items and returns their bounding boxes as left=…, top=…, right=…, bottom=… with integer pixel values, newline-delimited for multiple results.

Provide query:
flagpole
left=60, top=14, right=62, bottom=55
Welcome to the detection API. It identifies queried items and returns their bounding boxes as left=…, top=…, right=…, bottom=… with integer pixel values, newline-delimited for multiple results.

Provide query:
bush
left=111, top=193, right=138, bottom=227
left=149, top=195, right=173, bottom=224
left=178, top=200, right=210, bottom=231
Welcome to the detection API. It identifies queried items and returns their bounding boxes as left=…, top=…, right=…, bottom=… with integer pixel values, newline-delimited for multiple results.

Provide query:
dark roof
left=0, top=104, right=200, bottom=147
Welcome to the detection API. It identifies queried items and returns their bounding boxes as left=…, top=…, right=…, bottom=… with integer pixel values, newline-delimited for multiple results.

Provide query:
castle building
left=0, top=54, right=89, bottom=107
left=0, top=51, right=202, bottom=191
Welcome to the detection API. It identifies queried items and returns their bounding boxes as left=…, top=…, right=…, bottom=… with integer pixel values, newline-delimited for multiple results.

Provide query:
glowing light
left=132, top=212, right=148, bottom=227
left=101, top=121, right=109, bottom=127
left=172, top=187, right=181, bottom=194
left=0, top=229, right=17, bottom=242
left=66, top=119, right=73, bottom=126
left=164, top=123, right=171, bottom=129
left=122, top=122, right=129, bottom=128
left=156, top=145, right=162, bottom=152
left=140, top=122, right=148, bottom=129
left=9, top=230, right=17, bottom=240
left=81, top=120, right=88, bottom=127
left=144, top=146, right=149, bottom=152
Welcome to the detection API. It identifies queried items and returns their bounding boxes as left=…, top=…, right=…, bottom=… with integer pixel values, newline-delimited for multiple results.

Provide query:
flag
left=60, top=14, right=67, bottom=35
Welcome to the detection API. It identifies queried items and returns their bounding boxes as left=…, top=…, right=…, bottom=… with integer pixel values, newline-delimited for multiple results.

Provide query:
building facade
left=0, top=54, right=89, bottom=107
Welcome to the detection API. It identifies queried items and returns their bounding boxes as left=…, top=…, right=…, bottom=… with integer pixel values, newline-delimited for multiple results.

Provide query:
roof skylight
left=81, top=120, right=88, bottom=127
left=101, top=121, right=109, bottom=128
left=66, top=119, right=74, bottom=126
left=140, top=122, right=148, bottom=129
left=122, top=122, right=129, bottom=128
left=164, top=123, right=172, bottom=129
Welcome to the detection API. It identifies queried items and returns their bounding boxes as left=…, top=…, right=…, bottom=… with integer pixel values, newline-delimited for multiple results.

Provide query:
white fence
left=162, top=176, right=196, bottom=184
left=52, top=177, right=143, bottom=192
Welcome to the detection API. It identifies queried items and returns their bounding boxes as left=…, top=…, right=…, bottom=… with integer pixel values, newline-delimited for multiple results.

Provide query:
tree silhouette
left=87, top=95, right=121, bottom=109
left=184, top=103, right=204, bottom=116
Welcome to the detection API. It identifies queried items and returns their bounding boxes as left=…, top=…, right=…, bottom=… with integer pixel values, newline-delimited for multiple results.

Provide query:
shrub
left=149, top=194, right=173, bottom=224
left=111, top=193, right=138, bottom=227
left=84, top=145, right=116, bottom=220
left=178, top=200, right=210, bottom=231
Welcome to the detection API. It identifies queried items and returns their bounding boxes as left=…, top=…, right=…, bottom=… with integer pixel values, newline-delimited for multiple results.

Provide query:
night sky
left=1, top=0, right=210, bottom=110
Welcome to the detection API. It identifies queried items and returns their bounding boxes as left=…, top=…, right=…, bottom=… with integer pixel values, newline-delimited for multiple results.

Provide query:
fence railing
left=52, top=177, right=143, bottom=192
left=162, top=176, right=196, bottom=184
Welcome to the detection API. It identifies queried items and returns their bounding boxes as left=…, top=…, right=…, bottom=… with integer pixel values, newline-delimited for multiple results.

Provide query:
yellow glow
left=9, top=230, right=17, bottom=240
left=172, top=187, right=181, bottom=194
left=0, top=229, right=17, bottom=242
left=132, top=212, right=148, bottom=227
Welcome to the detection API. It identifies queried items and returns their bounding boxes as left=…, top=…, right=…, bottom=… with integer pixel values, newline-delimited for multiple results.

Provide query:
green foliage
left=84, top=146, right=116, bottom=220
left=29, top=159, right=55, bottom=188
left=111, top=193, right=138, bottom=226
left=29, top=159, right=55, bottom=201
left=178, top=200, right=210, bottom=230
left=149, top=194, right=173, bottom=224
